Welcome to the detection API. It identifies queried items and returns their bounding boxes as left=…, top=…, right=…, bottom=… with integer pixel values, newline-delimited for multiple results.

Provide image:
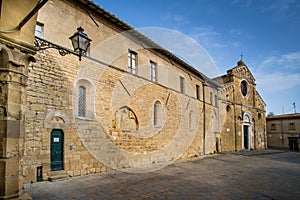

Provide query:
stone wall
left=20, top=0, right=223, bottom=182
left=23, top=49, right=112, bottom=182
left=23, top=39, right=219, bottom=182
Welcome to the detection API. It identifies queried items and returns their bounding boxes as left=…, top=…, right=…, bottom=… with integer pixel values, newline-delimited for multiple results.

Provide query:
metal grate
left=78, top=86, right=86, bottom=117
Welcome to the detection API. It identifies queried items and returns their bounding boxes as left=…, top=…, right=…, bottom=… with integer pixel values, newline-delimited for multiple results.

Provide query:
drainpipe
left=280, top=118, right=284, bottom=148
left=233, top=87, right=237, bottom=151
left=202, top=82, right=206, bottom=155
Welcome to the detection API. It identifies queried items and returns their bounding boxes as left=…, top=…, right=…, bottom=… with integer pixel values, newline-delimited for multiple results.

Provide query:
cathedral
left=0, top=0, right=266, bottom=198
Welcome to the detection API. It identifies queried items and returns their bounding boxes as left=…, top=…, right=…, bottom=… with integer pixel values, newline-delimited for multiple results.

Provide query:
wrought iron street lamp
left=69, top=27, right=92, bottom=61
left=34, top=27, right=91, bottom=61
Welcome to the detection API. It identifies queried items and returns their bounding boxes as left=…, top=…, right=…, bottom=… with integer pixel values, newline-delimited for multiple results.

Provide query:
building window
left=180, top=76, right=185, bottom=93
left=210, top=92, right=213, bottom=104
left=289, top=123, right=295, bottom=130
left=78, top=86, right=86, bottom=117
left=150, top=61, right=157, bottom=82
left=128, top=50, right=137, bottom=74
left=189, top=110, right=193, bottom=130
left=35, top=22, right=44, bottom=38
left=196, top=84, right=200, bottom=100
left=74, top=79, right=95, bottom=119
left=226, top=105, right=231, bottom=112
left=240, top=80, right=248, bottom=97
left=153, top=101, right=164, bottom=127
left=214, top=94, right=218, bottom=107
left=258, top=113, right=262, bottom=119
left=153, top=102, right=158, bottom=126
left=271, top=124, right=276, bottom=130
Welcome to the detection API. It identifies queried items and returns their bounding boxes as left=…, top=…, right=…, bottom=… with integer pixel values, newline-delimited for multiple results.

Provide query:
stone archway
left=242, top=112, right=252, bottom=150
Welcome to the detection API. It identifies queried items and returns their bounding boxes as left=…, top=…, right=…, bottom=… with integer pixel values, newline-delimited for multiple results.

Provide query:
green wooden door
left=51, top=129, right=64, bottom=171
left=243, top=125, right=249, bottom=149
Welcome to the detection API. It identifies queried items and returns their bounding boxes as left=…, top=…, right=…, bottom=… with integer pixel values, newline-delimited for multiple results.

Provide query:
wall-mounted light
left=34, top=27, right=91, bottom=61
left=69, top=27, right=92, bottom=61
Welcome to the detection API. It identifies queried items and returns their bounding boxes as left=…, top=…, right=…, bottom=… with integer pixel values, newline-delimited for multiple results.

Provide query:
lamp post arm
left=34, top=36, right=79, bottom=57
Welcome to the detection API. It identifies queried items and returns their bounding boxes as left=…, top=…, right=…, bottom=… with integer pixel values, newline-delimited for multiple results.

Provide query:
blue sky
left=96, top=0, right=300, bottom=115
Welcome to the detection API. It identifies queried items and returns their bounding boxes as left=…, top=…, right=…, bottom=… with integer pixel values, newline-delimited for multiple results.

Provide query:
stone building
left=0, top=0, right=43, bottom=198
left=213, top=60, right=267, bottom=151
left=24, top=0, right=222, bottom=182
left=267, top=113, right=300, bottom=151
left=0, top=0, right=267, bottom=197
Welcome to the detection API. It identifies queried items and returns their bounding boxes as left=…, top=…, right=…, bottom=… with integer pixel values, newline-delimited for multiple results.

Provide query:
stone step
left=48, top=174, right=69, bottom=182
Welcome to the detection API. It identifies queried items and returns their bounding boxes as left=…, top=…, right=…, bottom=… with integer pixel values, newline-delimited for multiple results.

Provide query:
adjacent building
left=267, top=113, right=300, bottom=151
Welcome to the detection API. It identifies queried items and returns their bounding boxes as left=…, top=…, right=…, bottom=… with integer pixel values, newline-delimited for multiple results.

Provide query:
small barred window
left=78, top=86, right=86, bottom=117
left=189, top=110, right=194, bottom=130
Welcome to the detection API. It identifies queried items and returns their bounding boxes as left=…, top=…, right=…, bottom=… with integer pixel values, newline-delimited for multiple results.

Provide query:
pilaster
left=0, top=45, right=33, bottom=199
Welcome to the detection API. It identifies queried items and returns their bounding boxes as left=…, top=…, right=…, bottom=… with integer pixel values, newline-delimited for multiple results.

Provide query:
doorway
left=51, top=129, right=64, bottom=171
left=288, top=137, right=299, bottom=151
left=243, top=125, right=249, bottom=149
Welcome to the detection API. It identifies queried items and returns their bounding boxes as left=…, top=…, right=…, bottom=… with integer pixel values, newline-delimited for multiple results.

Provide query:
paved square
left=26, top=151, right=300, bottom=200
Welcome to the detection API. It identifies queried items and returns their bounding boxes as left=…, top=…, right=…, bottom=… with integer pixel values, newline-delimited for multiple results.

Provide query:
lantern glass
left=70, top=34, right=79, bottom=51
left=69, top=27, right=91, bottom=58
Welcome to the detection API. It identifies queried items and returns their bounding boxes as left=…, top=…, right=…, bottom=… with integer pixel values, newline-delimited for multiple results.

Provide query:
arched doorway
left=242, top=113, right=252, bottom=150
left=50, top=129, right=64, bottom=171
left=243, top=125, right=250, bottom=149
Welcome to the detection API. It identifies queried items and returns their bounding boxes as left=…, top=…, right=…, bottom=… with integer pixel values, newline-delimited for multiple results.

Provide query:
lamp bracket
left=34, top=36, right=77, bottom=56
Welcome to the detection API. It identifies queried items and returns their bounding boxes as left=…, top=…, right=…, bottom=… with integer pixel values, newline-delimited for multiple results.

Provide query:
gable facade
left=214, top=60, right=267, bottom=151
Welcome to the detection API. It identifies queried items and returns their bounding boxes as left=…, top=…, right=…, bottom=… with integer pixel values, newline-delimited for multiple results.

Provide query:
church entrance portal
left=243, top=125, right=249, bottom=149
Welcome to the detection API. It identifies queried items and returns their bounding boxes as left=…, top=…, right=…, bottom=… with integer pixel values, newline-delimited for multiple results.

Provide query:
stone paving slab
left=26, top=151, right=300, bottom=200
left=230, top=149, right=286, bottom=156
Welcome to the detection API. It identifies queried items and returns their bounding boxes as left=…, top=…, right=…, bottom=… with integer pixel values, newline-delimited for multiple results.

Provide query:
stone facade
left=20, top=0, right=222, bottom=183
left=0, top=0, right=267, bottom=192
left=214, top=60, right=267, bottom=152
left=0, top=0, right=40, bottom=199
left=267, top=114, right=300, bottom=151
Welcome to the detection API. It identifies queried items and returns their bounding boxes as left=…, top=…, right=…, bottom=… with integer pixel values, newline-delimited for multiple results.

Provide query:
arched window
left=114, top=106, right=138, bottom=131
left=153, top=102, right=158, bottom=126
left=189, top=110, right=193, bottom=130
left=226, top=105, right=231, bottom=113
left=153, top=101, right=164, bottom=127
left=74, top=78, right=95, bottom=119
left=78, top=86, right=86, bottom=117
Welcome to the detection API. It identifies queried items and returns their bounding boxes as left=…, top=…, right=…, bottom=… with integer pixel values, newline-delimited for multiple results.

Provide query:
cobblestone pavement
left=26, top=151, right=300, bottom=200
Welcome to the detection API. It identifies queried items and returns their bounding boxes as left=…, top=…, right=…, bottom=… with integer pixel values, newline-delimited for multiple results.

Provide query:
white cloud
left=189, top=26, right=226, bottom=50
left=256, top=72, right=300, bottom=92
left=138, top=27, right=220, bottom=77
left=161, top=12, right=190, bottom=24
left=260, top=0, right=300, bottom=21
left=231, top=0, right=252, bottom=7
left=190, top=26, right=219, bottom=38
left=229, top=28, right=244, bottom=35
left=229, top=28, right=254, bottom=39
left=254, top=70, right=300, bottom=114
left=255, top=52, right=300, bottom=93
left=258, top=52, right=300, bottom=71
